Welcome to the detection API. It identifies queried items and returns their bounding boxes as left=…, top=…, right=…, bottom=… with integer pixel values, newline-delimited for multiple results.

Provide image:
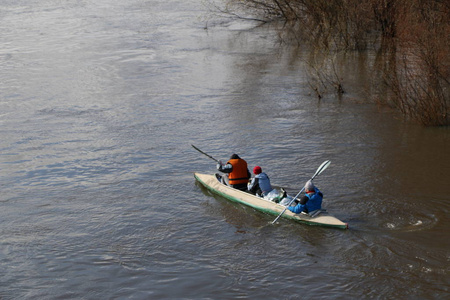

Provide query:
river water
left=1, top=0, right=449, bottom=299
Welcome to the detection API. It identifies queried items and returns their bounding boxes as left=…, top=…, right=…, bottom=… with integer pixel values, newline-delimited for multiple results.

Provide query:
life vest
left=227, top=158, right=249, bottom=185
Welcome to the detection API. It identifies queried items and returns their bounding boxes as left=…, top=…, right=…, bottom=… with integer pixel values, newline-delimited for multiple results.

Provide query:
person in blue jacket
left=288, top=180, right=323, bottom=214
left=247, top=166, right=273, bottom=197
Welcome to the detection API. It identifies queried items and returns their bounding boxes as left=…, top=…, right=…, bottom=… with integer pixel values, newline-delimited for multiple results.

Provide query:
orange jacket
left=227, top=158, right=249, bottom=185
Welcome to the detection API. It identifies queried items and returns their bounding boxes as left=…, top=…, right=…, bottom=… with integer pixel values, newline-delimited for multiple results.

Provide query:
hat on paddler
left=253, top=166, right=262, bottom=174
left=305, top=180, right=315, bottom=191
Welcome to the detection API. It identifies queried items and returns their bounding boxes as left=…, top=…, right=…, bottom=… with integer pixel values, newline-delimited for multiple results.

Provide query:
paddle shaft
left=191, top=144, right=220, bottom=163
left=271, top=160, right=330, bottom=224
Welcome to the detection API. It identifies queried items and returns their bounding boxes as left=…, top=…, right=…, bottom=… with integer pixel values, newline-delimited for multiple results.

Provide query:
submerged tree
left=217, top=0, right=449, bottom=126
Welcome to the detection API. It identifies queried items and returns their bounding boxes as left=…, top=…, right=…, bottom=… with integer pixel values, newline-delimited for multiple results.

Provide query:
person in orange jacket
left=217, top=153, right=251, bottom=191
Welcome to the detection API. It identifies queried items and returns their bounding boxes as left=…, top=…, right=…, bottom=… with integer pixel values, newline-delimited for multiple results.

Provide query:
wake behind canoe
left=194, top=173, right=348, bottom=229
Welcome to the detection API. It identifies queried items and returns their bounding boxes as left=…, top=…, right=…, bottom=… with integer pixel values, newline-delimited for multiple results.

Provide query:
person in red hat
left=248, top=166, right=273, bottom=197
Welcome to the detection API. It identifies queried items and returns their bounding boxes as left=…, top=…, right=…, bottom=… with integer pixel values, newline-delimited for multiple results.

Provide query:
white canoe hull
left=194, top=173, right=348, bottom=229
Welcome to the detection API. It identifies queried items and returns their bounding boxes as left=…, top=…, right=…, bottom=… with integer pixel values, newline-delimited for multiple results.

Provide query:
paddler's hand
left=216, top=160, right=223, bottom=170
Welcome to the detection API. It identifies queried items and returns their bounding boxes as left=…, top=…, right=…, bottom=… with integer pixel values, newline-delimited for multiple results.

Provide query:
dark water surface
left=1, top=0, right=449, bottom=299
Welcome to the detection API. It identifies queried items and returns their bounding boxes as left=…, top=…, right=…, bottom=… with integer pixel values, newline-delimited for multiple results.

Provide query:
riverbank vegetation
left=215, top=0, right=449, bottom=126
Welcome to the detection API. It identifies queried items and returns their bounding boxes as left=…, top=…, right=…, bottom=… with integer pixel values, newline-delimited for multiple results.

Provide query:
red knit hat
left=253, top=166, right=262, bottom=174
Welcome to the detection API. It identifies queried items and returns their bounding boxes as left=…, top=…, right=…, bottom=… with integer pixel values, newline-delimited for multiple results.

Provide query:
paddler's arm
left=247, top=177, right=259, bottom=193
left=287, top=196, right=308, bottom=214
left=217, top=161, right=233, bottom=173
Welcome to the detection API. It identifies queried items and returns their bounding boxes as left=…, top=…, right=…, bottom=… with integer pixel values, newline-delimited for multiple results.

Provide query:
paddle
left=191, top=144, right=220, bottom=163
left=271, top=160, right=331, bottom=224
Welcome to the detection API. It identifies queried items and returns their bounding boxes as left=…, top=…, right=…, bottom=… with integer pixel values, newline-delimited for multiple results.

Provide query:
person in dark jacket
left=288, top=180, right=323, bottom=214
left=217, top=154, right=251, bottom=191
left=247, top=166, right=274, bottom=197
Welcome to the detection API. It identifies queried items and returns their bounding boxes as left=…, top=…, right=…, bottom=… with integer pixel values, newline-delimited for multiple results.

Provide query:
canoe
left=194, top=173, right=348, bottom=229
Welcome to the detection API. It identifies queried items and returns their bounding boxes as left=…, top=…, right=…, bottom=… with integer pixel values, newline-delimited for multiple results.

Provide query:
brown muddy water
left=0, top=0, right=449, bottom=299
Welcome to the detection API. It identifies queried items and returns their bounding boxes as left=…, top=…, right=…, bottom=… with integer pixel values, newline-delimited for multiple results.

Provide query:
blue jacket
left=288, top=188, right=323, bottom=214
left=248, top=172, right=273, bottom=195
left=256, top=173, right=273, bottom=194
